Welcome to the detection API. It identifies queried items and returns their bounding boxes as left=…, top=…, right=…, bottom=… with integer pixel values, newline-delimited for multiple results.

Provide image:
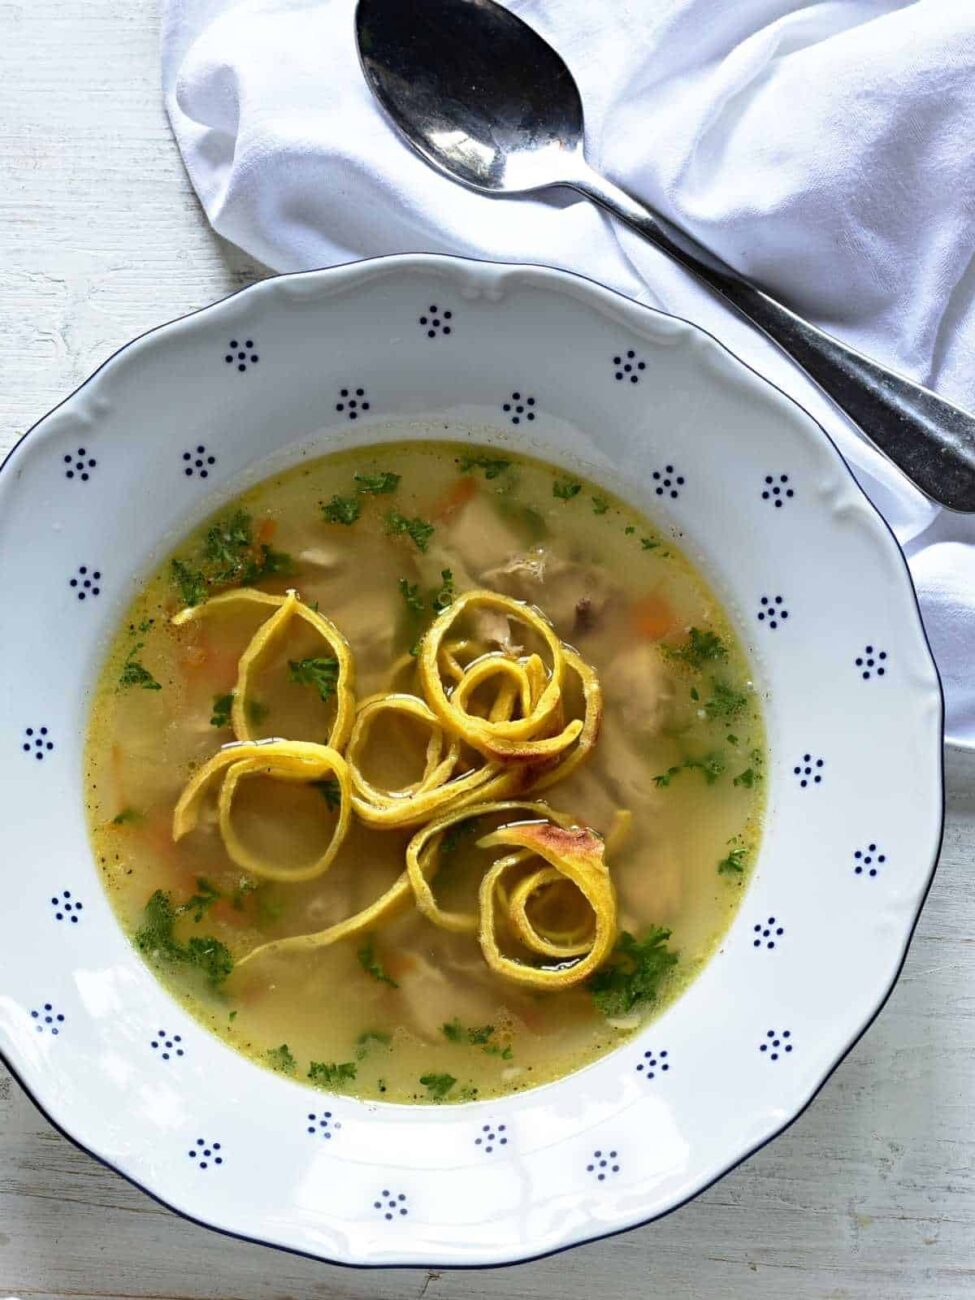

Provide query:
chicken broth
left=85, top=440, right=764, bottom=1103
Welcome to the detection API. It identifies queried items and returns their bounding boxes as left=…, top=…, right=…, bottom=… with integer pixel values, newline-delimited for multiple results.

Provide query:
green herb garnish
left=640, top=537, right=659, bottom=551
left=203, top=509, right=253, bottom=576
left=704, top=681, right=748, bottom=722
left=354, top=470, right=400, bottom=495
left=589, top=928, right=678, bottom=1018
left=288, top=656, right=339, bottom=702
left=669, top=627, right=728, bottom=669
left=591, top=495, right=609, bottom=515
left=733, top=767, right=757, bottom=788
left=308, top=1060, right=357, bottom=1087
left=266, top=1044, right=296, bottom=1074
left=653, top=752, right=726, bottom=787
left=171, top=559, right=207, bottom=607
left=553, top=478, right=582, bottom=500
left=718, top=845, right=748, bottom=876
left=420, top=1072, right=457, bottom=1100
left=356, top=1030, right=392, bottom=1060
left=210, top=693, right=234, bottom=728
left=246, top=698, right=269, bottom=726
left=357, top=936, right=398, bottom=988
left=431, top=568, right=454, bottom=612
left=179, top=877, right=221, bottom=923
left=398, top=578, right=425, bottom=613
left=384, top=510, right=434, bottom=552
left=119, top=645, right=161, bottom=692
left=134, top=890, right=232, bottom=988
left=322, top=494, right=361, bottom=525
left=624, top=525, right=636, bottom=536
left=111, top=807, right=143, bottom=826
left=458, top=453, right=511, bottom=480
left=311, top=777, right=341, bottom=809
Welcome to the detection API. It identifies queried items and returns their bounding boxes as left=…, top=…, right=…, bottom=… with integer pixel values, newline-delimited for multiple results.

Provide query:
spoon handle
left=571, top=167, right=975, bottom=512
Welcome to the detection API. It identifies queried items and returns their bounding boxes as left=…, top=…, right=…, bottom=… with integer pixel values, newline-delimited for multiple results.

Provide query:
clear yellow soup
left=85, top=441, right=764, bottom=1103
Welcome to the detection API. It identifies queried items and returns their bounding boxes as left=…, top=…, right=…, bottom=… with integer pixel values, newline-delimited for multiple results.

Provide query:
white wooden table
left=1, top=4, right=973, bottom=1297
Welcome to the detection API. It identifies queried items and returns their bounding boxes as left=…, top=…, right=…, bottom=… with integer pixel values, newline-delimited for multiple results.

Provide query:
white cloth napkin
left=162, top=0, right=975, bottom=747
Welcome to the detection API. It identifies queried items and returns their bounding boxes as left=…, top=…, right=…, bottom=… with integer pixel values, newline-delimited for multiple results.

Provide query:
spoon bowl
left=355, top=0, right=975, bottom=511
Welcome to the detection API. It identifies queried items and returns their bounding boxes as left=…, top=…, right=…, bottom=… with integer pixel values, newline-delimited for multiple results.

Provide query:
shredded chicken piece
left=602, top=642, right=677, bottom=737
left=482, top=546, right=617, bottom=638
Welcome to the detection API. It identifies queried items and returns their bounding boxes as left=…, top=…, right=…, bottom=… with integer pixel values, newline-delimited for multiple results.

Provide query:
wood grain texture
left=1, top=3, right=973, bottom=1297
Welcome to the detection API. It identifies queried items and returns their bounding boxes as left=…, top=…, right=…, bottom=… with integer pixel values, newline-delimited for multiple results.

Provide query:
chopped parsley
left=440, top=1019, right=495, bottom=1046
left=384, top=509, right=434, bottom=552
left=308, top=1060, right=357, bottom=1087
left=119, top=645, right=161, bottom=692
left=170, top=511, right=291, bottom=603
left=589, top=928, right=678, bottom=1018
left=420, top=1072, right=457, bottom=1100
left=355, top=1030, right=391, bottom=1060
left=653, top=752, right=726, bottom=787
left=357, top=936, right=398, bottom=988
left=718, top=844, right=748, bottom=876
left=553, top=478, right=582, bottom=500
left=398, top=578, right=425, bottom=613
left=726, top=733, right=740, bottom=746
left=704, top=681, right=748, bottom=722
left=210, top=693, right=234, bottom=728
left=354, top=470, right=400, bottom=495
left=171, top=559, right=207, bottom=607
left=179, top=877, right=221, bottom=923
left=591, top=495, right=609, bottom=515
left=134, top=890, right=232, bottom=988
left=431, top=568, right=454, bottom=612
left=733, top=767, right=757, bottom=788
left=111, top=806, right=143, bottom=826
left=640, top=537, right=659, bottom=551
left=689, top=687, right=700, bottom=702
left=246, top=698, right=269, bottom=726
left=266, top=1044, right=296, bottom=1074
left=669, top=627, right=728, bottom=669
left=288, top=655, right=339, bottom=701
left=458, top=452, right=511, bottom=479
left=624, top=525, right=636, bottom=536
left=322, top=494, right=361, bottom=525
left=311, top=777, right=341, bottom=809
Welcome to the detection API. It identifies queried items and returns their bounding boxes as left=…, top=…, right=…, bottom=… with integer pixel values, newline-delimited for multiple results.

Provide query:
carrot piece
left=431, top=474, right=477, bottom=522
left=257, top=517, right=278, bottom=543
left=629, top=594, right=677, bottom=641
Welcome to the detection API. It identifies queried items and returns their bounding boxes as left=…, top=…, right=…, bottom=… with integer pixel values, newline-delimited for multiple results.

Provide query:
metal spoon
left=356, top=0, right=975, bottom=511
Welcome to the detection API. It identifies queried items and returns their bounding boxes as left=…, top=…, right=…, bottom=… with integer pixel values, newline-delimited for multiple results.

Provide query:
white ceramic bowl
left=0, top=255, right=943, bottom=1267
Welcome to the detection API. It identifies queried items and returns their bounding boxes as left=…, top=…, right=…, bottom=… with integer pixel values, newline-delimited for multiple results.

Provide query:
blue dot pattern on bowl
left=183, top=445, right=216, bottom=479
left=793, top=754, right=824, bottom=788
left=752, top=916, right=783, bottom=950
left=22, top=727, right=54, bottom=760
left=30, top=1002, right=65, bottom=1034
left=760, top=1029, right=793, bottom=1061
left=151, top=1030, right=184, bottom=1060
left=419, top=304, right=453, bottom=338
left=69, top=565, right=101, bottom=600
left=501, top=391, right=535, bottom=425
left=336, top=387, right=370, bottom=420
left=187, top=1137, right=223, bottom=1170
left=652, top=465, right=685, bottom=499
left=757, top=595, right=789, bottom=629
left=374, top=1190, right=408, bottom=1220
left=635, top=1048, right=669, bottom=1080
left=474, top=1123, right=508, bottom=1154
left=762, top=474, right=794, bottom=507
left=50, top=890, right=82, bottom=923
left=306, top=1110, right=342, bottom=1140
left=586, top=1149, right=620, bottom=1181
left=612, top=349, right=646, bottom=383
left=225, top=338, right=258, bottom=372
left=63, top=446, right=96, bottom=481
left=854, top=843, right=886, bottom=877
left=855, top=645, right=888, bottom=680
